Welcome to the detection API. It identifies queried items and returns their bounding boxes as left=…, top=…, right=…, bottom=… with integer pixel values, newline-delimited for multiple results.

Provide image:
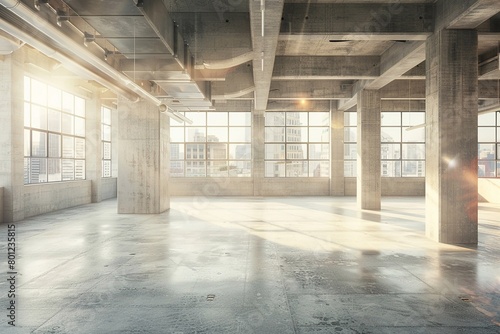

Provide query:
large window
left=170, top=111, right=251, bottom=177
left=101, top=106, right=112, bottom=177
left=478, top=111, right=500, bottom=177
left=265, top=112, right=329, bottom=177
left=344, top=112, right=357, bottom=177
left=24, top=76, right=86, bottom=184
left=381, top=111, right=425, bottom=177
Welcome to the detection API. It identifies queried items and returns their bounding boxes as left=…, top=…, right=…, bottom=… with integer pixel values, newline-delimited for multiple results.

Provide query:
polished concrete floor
left=1, top=196, right=499, bottom=333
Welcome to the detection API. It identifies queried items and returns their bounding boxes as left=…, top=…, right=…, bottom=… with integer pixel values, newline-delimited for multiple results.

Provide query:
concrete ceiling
left=1, top=0, right=500, bottom=113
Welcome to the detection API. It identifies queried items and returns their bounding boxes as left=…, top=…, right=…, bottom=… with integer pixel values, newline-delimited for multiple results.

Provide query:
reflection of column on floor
left=425, top=29, right=478, bottom=244
left=117, top=96, right=169, bottom=214
left=330, top=103, right=345, bottom=196
left=357, top=89, right=381, bottom=210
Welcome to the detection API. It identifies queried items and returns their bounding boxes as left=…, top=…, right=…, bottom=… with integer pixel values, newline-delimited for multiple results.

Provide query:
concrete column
left=425, top=29, right=478, bottom=244
left=0, top=51, right=25, bottom=222
left=330, top=102, right=344, bottom=196
left=86, top=92, right=102, bottom=203
left=111, top=106, right=119, bottom=178
left=357, top=90, right=381, bottom=210
left=117, top=96, right=169, bottom=213
left=253, top=110, right=265, bottom=196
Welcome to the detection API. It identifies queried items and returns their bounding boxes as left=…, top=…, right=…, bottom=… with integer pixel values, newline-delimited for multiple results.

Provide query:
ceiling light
left=56, top=10, right=69, bottom=27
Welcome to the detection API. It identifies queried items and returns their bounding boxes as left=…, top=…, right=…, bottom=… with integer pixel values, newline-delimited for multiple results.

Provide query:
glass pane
left=48, top=158, right=61, bottom=182
left=381, top=161, right=401, bottom=177
left=402, top=143, right=425, bottom=160
left=265, top=127, right=285, bottom=142
left=381, top=127, right=401, bottom=142
left=62, top=92, right=74, bottom=114
left=75, top=138, right=85, bottom=159
left=381, top=143, right=401, bottom=159
left=184, top=112, right=206, bottom=126
left=265, top=161, right=285, bottom=177
left=207, top=143, right=227, bottom=159
left=286, top=127, right=308, bottom=142
left=207, top=127, right=228, bottom=142
left=265, top=144, right=285, bottom=160
left=103, top=142, right=111, bottom=160
left=266, top=112, right=285, bottom=126
left=186, top=161, right=206, bottom=177
left=24, top=77, right=30, bottom=102
left=31, top=79, right=47, bottom=106
left=478, top=143, right=495, bottom=160
left=170, top=128, right=184, bottom=142
left=344, top=127, right=357, bottom=142
left=102, top=107, right=111, bottom=125
left=228, top=161, right=251, bottom=177
left=309, top=127, right=329, bottom=142
left=229, top=144, right=251, bottom=160
left=497, top=161, right=500, bottom=178
left=478, top=112, right=495, bottom=126
left=74, top=97, right=85, bottom=117
left=207, top=112, right=228, bottom=126
left=32, top=131, right=47, bottom=157
left=402, top=112, right=425, bottom=126
left=402, top=161, right=425, bottom=177
left=62, top=113, right=74, bottom=135
left=402, top=127, right=425, bottom=142
left=309, top=144, right=329, bottom=160
left=344, top=112, right=357, bottom=127
left=229, top=112, right=251, bottom=126
left=170, top=161, right=184, bottom=177
left=478, top=127, right=495, bottom=142
left=309, top=161, right=329, bottom=177
left=30, top=158, right=47, bottom=183
left=286, top=144, right=307, bottom=160
left=185, top=127, right=206, bottom=142
left=24, top=129, right=30, bottom=156
left=102, top=124, right=111, bottom=141
left=75, top=117, right=85, bottom=137
left=478, top=161, right=495, bottom=177
left=102, top=160, right=111, bottom=177
left=498, top=144, right=500, bottom=159
left=24, top=102, right=30, bottom=127
left=381, top=112, right=401, bottom=126
left=497, top=112, right=500, bottom=126
left=309, top=112, right=329, bottom=126
left=170, top=143, right=184, bottom=160
left=344, top=161, right=357, bottom=177
left=24, top=158, right=30, bottom=184
left=344, top=144, right=357, bottom=160
left=75, top=160, right=85, bottom=179
left=48, top=109, right=61, bottom=132
left=62, top=159, right=74, bottom=180
left=286, top=112, right=308, bottom=126
left=31, top=105, right=47, bottom=130
left=48, top=86, right=61, bottom=109
left=62, top=136, right=74, bottom=158
left=48, top=133, right=61, bottom=158
left=186, top=144, right=205, bottom=159
left=286, top=161, right=307, bottom=177
left=229, top=127, right=251, bottom=142
left=208, top=161, right=228, bottom=177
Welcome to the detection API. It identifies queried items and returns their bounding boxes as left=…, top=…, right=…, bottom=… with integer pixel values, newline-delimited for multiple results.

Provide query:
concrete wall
left=0, top=187, right=3, bottom=222
left=478, top=178, right=500, bottom=203
left=101, top=178, right=117, bottom=200
left=24, top=181, right=91, bottom=218
left=345, top=178, right=426, bottom=196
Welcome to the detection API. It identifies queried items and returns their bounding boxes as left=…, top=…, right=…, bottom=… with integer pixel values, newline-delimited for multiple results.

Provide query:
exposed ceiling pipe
left=194, top=51, right=254, bottom=70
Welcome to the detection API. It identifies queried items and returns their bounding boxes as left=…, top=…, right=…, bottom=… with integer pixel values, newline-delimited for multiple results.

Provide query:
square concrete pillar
left=117, top=96, right=169, bottom=213
left=253, top=110, right=265, bottom=196
left=330, top=103, right=345, bottom=196
left=357, top=90, right=381, bottom=210
left=425, top=29, right=478, bottom=244
left=0, top=51, right=25, bottom=222
left=85, top=93, right=102, bottom=203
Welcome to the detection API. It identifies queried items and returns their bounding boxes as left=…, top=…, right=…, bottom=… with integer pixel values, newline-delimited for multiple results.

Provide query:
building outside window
left=101, top=106, right=112, bottom=177
left=344, top=112, right=357, bottom=177
left=24, top=76, right=86, bottom=184
left=478, top=111, right=500, bottom=177
left=265, top=111, right=330, bottom=177
left=170, top=111, right=252, bottom=177
left=381, top=111, right=425, bottom=177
